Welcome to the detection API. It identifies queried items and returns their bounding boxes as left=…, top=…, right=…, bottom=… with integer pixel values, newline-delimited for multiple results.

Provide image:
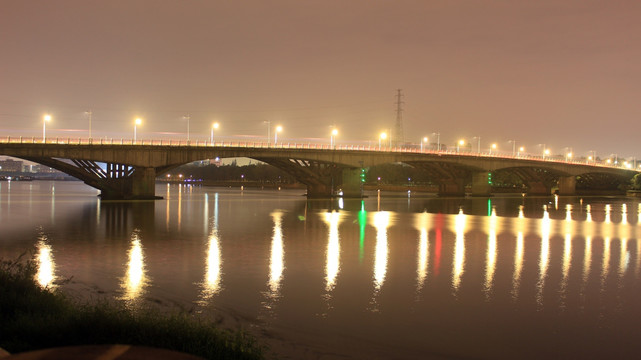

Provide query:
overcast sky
left=1, top=0, right=640, bottom=159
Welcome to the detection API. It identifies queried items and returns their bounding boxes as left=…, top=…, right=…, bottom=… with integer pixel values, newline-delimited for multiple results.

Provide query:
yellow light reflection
left=621, top=204, right=628, bottom=225
left=414, top=212, right=430, bottom=292
left=618, top=238, right=628, bottom=279
left=605, top=204, right=611, bottom=224
left=35, top=236, right=56, bottom=288
left=322, top=211, right=342, bottom=292
left=565, top=204, right=572, bottom=222
left=201, top=228, right=222, bottom=301
left=484, top=207, right=497, bottom=297
left=601, top=237, right=611, bottom=289
left=536, top=205, right=550, bottom=305
left=268, top=211, right=284, bottom=296
left=177, top=184, right=183, bottom=230
left=373, top=211, right=391, bottom=291
left=121, top=229, right=147, bottom=301
left=586, top=204, right=592, bottom=222
left=582, top=236, right=592, bottom=286
left=512, top=231, right=524, bottom=300
left=561, top=233, right=572, bottom=294
left=165, top=184, right=171, bottom=230
left=452, top=208, right=466, bottom=292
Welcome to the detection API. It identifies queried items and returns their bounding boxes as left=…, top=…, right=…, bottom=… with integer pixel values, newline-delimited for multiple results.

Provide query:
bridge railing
left=0, top=135, right=636, bottom=171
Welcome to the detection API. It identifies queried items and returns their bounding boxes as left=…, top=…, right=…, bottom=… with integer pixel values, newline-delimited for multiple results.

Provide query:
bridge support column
left=341, top=168, right=363, bottom=198
left=132, top=167, right=158, bottom=199
left=471, top=171, right=492, bottom=197
left=438, top=179, right=465, bottom=197
left=526, top=181, right=551, bottom=196
left=557, top=176, right=577, bottom=195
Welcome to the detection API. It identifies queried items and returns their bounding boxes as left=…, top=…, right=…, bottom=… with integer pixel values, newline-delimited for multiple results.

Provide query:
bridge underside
left=255, top=157, right=363, bottom=198
left=23, top=157, right=162, bottom=200
left=2, top=143, right=635, bottom=199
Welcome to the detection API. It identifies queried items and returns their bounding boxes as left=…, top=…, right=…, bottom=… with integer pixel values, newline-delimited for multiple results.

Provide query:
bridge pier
left=341, top=168, right=363, bottom=198
left=471, top=171, right=492, bottom=197
left=557, top=176, right=577, bottom=195
left=100, top=167, right=159, bottom=200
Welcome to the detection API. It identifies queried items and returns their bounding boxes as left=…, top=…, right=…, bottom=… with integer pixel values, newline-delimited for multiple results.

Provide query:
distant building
left=0, top=158, right=23, bottom=172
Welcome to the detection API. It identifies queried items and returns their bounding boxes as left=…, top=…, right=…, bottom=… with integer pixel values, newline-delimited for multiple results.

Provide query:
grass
left=0, top=255, right=265, bottom=359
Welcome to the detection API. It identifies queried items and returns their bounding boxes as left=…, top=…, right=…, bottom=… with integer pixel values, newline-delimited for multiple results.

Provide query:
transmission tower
left=393, top=89, right=404, bottom=146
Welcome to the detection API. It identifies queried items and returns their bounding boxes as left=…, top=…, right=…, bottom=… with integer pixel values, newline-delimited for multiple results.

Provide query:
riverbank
left=0, top=256, right=265, bottom=360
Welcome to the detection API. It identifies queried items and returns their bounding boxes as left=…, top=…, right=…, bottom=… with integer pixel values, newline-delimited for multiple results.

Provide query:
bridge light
left=275, top=125, right=283, bottom=144
left=379, top=132, right=387, bottom=148
left=134, top=118, right=142, bottom=142
left=330, top=128, right=338, bottom=148
left=211, top=122, right=219, bottom=144
left=488, top=172, right=493, bottom=185
left=360, top=168, right=366, bottom=183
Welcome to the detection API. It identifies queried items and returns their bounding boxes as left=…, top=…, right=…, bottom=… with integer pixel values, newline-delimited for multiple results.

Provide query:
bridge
left=1, top=137, right=638, bottom=199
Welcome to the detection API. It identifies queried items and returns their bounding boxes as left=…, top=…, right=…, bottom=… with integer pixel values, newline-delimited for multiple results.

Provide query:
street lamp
left=432, top=132, right=441, bottom=151
left=43, top=114, right=51, bottom=143
left=518, top=146, right=524, bottom=156
left=211, top=122, right=219, bottom=144
left=331, top=128, right=338, bottom=148
left=420, top=136, right=428, bottom=151
left=490, top=143, right=497, bottom=155
left=508, top=140, right=516, bottom=157
left=472, top=136, right=481, bottom=154
left=543, top=148, right=550, bottom=159
left=274, top=125, right=283, bottom=144
left=85, top=111, right=92, bottom=140
left=379, top=132, right=387, bottom=148
left=183, top=114, right=191, bottom=142
left=457, top=139, right=465, bottom=153
left=134, top=118, right=142, bottom=142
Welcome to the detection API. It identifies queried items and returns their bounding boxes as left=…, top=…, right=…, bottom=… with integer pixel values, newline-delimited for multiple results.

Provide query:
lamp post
left=490, top=143, right=497, bottom=155
left=331, top=128, right=338, bottom=148
left=274, top=125, right=282, bottom=145
left=211, top=122, right=219, bottom=144
left=508, top=140, right=516, bottom=157
left=134, top=118, right=142, bottom=142
left=457, top=139, right=465, bottom=153
left=472, top=136, right=481, bottom=154
left=43, top=114, right=51, bottom=143
left=182, top=114, right=191, bottom=142
left=264, top=120, right=271, bottom=145
left=420, top=136, right=428, bottom=151
left=518, top=146, right=524, bottom=156
left=85, top=111, right=92, bottom=140
left=432, top=132, right=441, bottom=151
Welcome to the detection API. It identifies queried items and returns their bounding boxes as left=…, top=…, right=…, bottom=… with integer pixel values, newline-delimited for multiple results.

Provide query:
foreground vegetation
left=0, top=256, right=264, bottom=359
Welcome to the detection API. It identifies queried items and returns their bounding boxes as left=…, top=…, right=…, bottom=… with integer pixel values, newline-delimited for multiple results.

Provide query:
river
left=1, top=181, right=640, bottom=359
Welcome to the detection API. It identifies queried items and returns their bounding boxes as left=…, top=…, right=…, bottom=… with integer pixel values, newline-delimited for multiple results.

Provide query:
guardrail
left=0, top=135, right=636, bottom=171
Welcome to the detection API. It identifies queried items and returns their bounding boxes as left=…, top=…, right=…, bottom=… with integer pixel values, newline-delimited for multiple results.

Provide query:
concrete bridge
left=0, top=138, right=637, bottom=199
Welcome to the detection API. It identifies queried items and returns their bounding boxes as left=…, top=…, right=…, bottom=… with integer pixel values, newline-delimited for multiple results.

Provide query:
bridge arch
left=1, top=142, right=637, bottom=199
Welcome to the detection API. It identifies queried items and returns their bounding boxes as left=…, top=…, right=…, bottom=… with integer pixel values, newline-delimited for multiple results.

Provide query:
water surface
left=1, top=181, right=640, bottom=359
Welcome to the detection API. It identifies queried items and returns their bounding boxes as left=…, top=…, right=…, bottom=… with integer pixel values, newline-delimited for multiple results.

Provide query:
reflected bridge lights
left=120, top=229, right=148, bottom=302
left=322, top=211, right=342, bottom=293
left=36, top=234, right=56, bottom=288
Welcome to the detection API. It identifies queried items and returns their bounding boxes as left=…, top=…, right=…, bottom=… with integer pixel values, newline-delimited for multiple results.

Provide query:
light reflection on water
left=2, top=182, right=641, bottom=358
left=120, top=229, right=147, bottom=303
left=35, top=232, right=55, bottom=288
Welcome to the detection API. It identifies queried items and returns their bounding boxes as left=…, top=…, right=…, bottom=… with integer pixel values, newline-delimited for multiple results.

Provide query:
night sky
left=2, top=0, right=640, bottom=159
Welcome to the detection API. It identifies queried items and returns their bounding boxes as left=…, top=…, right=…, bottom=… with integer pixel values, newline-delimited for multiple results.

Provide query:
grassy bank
left=0, top=256, right=265, bottom=359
